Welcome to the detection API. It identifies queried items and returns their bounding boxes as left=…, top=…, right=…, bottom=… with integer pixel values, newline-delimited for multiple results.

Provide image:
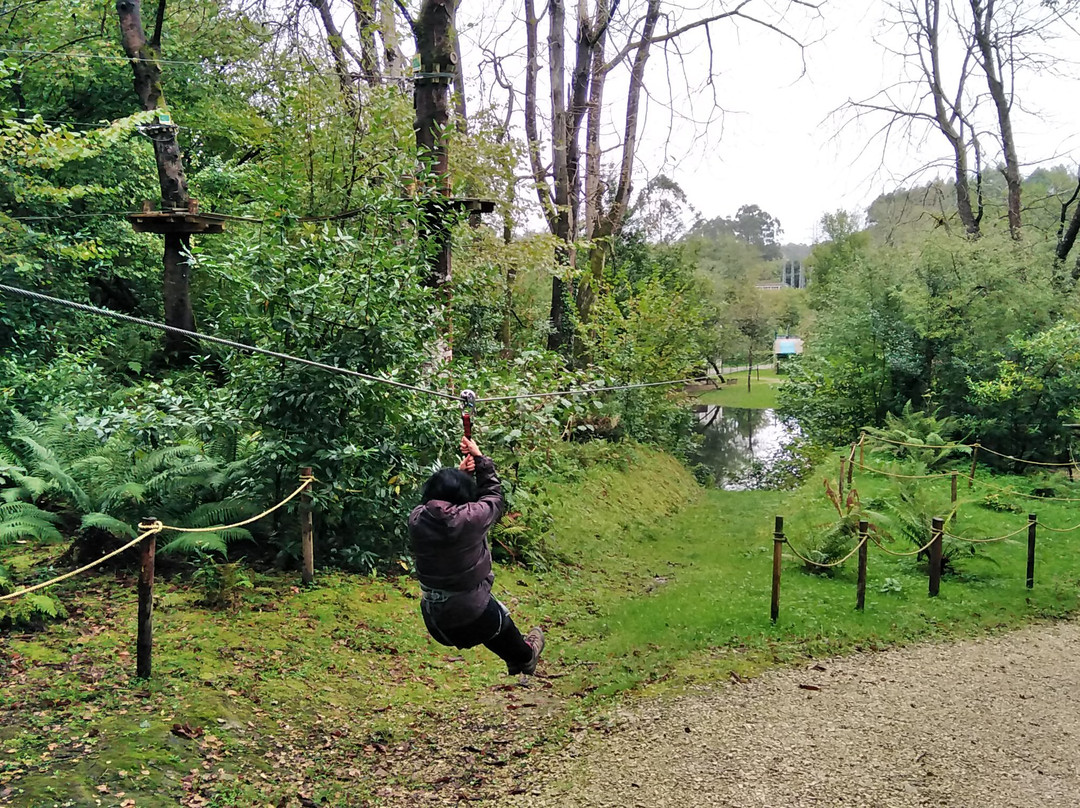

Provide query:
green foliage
left=786, top=218, right=1064, bottom=449
left=799, top=478, right=865, bottom=575
left=191, top=552, right=254, bottom=610
left=0, top=501, right=63, bottom=545
left=865, top=475, right=968, bottom=573
left=864, top=401, right=970, bottom=469
left=968, top=321, right=1080, bottom=464
left=0, top=409, right=254, bottom=557
left=0, top=591, right=67, bottom=629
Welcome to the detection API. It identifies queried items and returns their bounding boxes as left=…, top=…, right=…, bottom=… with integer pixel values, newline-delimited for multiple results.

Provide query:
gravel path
left=498, top=622, right=1080, bottom=807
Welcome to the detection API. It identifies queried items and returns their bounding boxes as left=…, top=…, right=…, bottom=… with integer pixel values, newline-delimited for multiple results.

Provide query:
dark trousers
left=421, top=596, right=532, bottom=668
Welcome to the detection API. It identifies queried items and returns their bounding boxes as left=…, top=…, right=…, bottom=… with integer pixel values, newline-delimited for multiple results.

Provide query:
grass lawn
left=698, top=368, right=785, bottom=409
left=3, top=446, right=1080, bottom=805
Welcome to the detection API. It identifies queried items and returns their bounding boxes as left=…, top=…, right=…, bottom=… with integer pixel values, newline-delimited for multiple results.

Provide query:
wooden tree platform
left=127, top=210, right=227, bottom=235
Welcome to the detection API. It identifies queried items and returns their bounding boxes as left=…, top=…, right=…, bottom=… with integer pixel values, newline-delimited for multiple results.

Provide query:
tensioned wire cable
left=0, top=283, right=459, bottom=401
left=0, top=284, right=710, bottom=404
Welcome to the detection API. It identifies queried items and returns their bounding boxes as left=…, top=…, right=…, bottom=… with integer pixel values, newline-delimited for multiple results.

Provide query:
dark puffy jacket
left=408, top=456, right=505, bottom=626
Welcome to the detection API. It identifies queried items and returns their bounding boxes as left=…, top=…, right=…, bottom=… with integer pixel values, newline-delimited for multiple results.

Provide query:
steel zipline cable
left=0, top=284, right=711, bottom=405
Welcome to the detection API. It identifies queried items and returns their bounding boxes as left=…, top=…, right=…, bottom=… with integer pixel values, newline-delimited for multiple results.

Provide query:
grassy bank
left=3, top=445, right=1080, bottom=805
left=698, top=369, right=783, bottom=409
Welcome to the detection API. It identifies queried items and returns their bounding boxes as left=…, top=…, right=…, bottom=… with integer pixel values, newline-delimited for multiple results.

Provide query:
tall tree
left=115, top=0, right=196, bottom=358
left=515, top=0, right=818, bottom=354
left=849, top=0, right=1080, bottom=240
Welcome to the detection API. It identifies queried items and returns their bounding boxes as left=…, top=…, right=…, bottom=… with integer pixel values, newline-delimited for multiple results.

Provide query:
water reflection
left=693, top=407, right=800, bottom=490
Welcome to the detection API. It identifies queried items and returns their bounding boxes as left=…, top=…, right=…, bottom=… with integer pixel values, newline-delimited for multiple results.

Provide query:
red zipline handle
left=460, top=389, right=476, bottom=440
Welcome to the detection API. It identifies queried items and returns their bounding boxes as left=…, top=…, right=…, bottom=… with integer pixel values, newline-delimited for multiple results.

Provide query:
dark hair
left=421, top=468, right=477, bottom=505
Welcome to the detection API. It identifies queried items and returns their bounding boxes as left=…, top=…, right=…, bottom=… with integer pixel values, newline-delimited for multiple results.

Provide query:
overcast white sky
left=455, top=0, right=1080, bottom=244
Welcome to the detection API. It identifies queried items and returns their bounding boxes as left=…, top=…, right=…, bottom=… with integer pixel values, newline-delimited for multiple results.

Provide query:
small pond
left=693, top=406, right=803, bottom=490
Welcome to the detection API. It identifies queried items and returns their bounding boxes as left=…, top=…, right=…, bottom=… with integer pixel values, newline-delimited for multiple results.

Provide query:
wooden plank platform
left=127, top=211, right=227, bottom=235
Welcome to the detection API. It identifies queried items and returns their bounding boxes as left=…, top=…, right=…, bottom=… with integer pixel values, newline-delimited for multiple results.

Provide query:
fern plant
left=0, top=410, right=257, bottom=557
left=801, top=479, right=875, bottom=575
left=864, top=479, right=969, bottom=574
left=864, top=401, right=971, bottom=470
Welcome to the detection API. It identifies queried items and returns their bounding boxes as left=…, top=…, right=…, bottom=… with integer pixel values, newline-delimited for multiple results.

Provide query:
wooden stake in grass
left=838, top=459, right=846, bottom=503
left=929, top=517, right=944, bottom=597
left=301, top=467, right=314, bottom=586
left=847, top=443, right=855, bottom=487
left=856, top=519, right=868, bottom=612
left=771, top=516, right=784, bottom=624
left=951, top=471, right=958, bottom=505
left=1027, top=513, right=1037, bottom=589
left=137, top=524, right=156, bottom=679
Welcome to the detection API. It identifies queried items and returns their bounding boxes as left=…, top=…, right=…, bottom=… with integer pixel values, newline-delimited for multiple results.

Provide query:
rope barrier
left=869, top=435, right=1078, bottom=468
left=0, top=477, right=318, bottom=602
left=0, top=283, right=709, bottom=405
left=0, top=522, right=163, bottom=602
left=968, top=473, right=1080, bottom=503
left=941, top=524, right=1030, bottom=544
left=851, top=462, right=953, bottom=480
left=855, top=459, right=1080, bottom=504
left=868, top=532, right=940, bottom=557
left=978, top=445, right=1078, bottom=468
left=155, top=476, right=314, bottom=534
left=1036, top=520, right=1080, bottom=534
left=784, top=535, right=868, bottom=568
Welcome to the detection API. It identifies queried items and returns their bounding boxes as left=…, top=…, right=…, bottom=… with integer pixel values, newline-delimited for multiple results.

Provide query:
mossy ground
left=3, top=445, right=1080, bottom=806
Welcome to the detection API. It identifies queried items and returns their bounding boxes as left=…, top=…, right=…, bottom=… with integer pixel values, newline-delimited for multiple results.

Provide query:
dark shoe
left=508, top=627, right=545, bottom=676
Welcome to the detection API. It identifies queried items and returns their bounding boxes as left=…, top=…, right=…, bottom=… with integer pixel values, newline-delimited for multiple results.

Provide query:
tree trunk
left=577, top=0, right=658, bottom=324
left=546, top=0, right=575, bottom=354
left=116, top=0, right=196, bottom=359
left=970, top=0, right=1021, bottom=239
left=380, top=0, right=406, bottom=78
left=524, top=0, right=557, bottom=230
left=311, top=0, right=361, bottom=107
left=1059, top=181, right=1080, bottom=265
left=501, top=211, right=515, bottom=357
left=924, top=0, right=980, bottom=237
left=351, top=0, right=382, bottom=83
left=413, top=0, right=458, bottom=362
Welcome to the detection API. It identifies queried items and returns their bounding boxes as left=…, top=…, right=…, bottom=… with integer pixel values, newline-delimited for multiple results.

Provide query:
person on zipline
left=408, top=436, right=545, bottom=675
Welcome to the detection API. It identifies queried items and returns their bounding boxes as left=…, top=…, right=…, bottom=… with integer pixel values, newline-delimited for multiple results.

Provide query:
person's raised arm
left=461, top=436, right=505, bottom=527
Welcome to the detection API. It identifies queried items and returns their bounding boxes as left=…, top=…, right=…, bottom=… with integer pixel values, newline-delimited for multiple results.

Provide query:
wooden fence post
left=969, top=443, right=980, bottom=489
left=771, top=516, right=784, bottom=624
left=859, top=431, right=865, bottom=466
left=839, top=459, right=846, bottom=502
left=847, top=443, right=855, bottom=487
left=1027, top=513, right=1037, bottom=589
left=137, top=524, right=156, bottom=679
left=856, top=519, right=868, bottom=611
left=929, top=517, right=944, bottom=597
left=300, top=467, right=314, bottom=585
left=951, top=471, right=958, bottom=506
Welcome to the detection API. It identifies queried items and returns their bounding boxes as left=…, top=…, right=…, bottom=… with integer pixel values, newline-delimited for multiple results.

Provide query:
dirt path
left=492, top=622, right=1080, bottom=807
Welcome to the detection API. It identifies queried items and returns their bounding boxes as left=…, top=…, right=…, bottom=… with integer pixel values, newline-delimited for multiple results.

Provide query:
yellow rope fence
left=156, top=475, right=315, bottom=533
left=784, top=534, right=868, bottom=568
left=853, top=458, right=1080, bottom=503
left=868, top=532, right=940, bottom=557
left=869, top=435, right=1079, bottom=468
left=1035, top=520, right=1080, bottom=534
left=0, top=476, right=316, bottom=602
left=0, top=521, right=163, bottom=603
